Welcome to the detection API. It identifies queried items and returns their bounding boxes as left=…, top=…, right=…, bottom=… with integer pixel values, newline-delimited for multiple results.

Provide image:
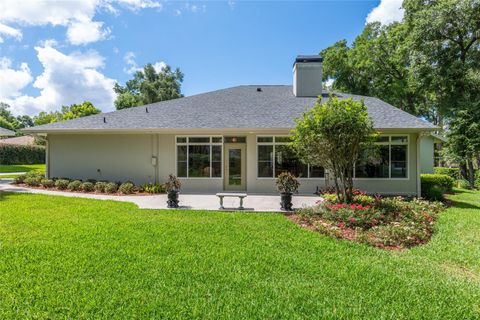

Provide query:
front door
left=224, top=143, right=246, bottom=191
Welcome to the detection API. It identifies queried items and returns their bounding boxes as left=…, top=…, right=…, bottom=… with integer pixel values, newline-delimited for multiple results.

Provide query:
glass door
left=224, top=143, right=246, bottom=191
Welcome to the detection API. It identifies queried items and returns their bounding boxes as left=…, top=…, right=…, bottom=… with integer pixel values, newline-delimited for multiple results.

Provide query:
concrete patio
left=0, top=180, right=320, bottom=212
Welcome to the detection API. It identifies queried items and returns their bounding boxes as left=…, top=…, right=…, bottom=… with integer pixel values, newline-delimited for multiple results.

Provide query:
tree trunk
left=460, top=162, right=468, bottom=180
left=467, top=159, right=475, bottom=189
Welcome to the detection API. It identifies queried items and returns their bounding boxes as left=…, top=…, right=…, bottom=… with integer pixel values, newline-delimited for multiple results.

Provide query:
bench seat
left=216, top=193, right=247, bottom=210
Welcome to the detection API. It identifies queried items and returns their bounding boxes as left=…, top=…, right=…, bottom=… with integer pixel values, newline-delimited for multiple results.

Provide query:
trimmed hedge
left=421, top=173, right=454, bottom=200
left=0, top=144, right=45, bottom=165
left=434, top=167, right=460, bottom=180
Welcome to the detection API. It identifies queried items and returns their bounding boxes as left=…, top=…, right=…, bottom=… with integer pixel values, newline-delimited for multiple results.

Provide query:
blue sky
left=0, top=0, right=404, bottom=115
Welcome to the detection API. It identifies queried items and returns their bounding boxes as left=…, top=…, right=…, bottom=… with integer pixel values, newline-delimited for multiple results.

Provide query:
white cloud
left=123, top=52, right=167, bottom=74
left=0, top=57, right=33, bottom=99
left=2, top=44, right=116, bottom=116
left=366, top=0, right=404, bottom=25
left=123, top=51, right=140, bottom=74
left=66, top=15, right=111, bottom=45
left=0, top=22, right=22, bottom=43
left=0, top=0, right=161, bottom=45
left=115, top=0, right=162, bottom=11
left=152, top=61, right=166, bottom=72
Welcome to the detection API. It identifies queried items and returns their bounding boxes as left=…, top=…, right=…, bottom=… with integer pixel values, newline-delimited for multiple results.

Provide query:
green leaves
left=32, top=101, right=100, bottom=125
left=291, top=97, right=376, bottom=202
left=114, top=63, right=184, bottom=110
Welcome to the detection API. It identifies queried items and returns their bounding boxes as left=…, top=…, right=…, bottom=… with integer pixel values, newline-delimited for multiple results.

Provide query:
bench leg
left=219, top=196, right=224, bottom=209
left=239, top=197, right=244, bottom=210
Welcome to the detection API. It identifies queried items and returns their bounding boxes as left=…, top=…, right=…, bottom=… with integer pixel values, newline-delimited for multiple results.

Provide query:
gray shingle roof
left=0, top=127, right=15, bottom=136
left=25, top=85, right=437, bottom=132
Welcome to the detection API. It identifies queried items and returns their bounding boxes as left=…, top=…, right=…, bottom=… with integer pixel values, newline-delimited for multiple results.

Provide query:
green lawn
left=0, top=164, right=45, bottom=173
left=0, top=190, right=479, bottom=319
left=0, top=164, right=45, bottom=179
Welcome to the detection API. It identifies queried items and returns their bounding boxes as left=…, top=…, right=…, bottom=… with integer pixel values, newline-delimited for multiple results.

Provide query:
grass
left=0, top=190, right=479, bottom=319
left=0, top=163, right=45, bottom=173
left=0, top=164, right=45, bottom=179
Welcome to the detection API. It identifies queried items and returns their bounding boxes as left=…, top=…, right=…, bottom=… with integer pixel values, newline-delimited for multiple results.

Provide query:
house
left=0, top=127, right=15, bottom=137
left=24, top=55, right=438, bottom=196
left=0, top=135, right=35, bottom=146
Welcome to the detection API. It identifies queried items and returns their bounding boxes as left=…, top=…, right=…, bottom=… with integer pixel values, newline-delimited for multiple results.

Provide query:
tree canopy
left=321, top=0, right=480, bottom=182
left=114, top=63, right=184, bottom=110
left=291, top=97, right=376, bottom=202
left=33, top=101, right=101, bottom=126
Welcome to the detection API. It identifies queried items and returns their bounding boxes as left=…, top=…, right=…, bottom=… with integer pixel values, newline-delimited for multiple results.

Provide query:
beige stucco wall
left=48, top=134, right=157, bottom=183
left=419, top=136, right=435, bottom=174
left=47, top=131, right=422, bottom=195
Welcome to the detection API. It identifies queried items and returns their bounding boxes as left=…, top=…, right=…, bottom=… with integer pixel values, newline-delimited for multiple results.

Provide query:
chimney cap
left=294, top=55, right=323, bottom=65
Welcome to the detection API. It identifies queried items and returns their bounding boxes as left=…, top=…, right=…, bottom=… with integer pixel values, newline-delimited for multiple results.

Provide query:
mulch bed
left=11, top=184, right=163, bottom=197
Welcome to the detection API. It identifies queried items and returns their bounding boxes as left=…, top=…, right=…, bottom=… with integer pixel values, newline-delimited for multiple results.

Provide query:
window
left=176, top=136, right=223, bottom=178
left=257, top=136, right=324, bottom=178
left=355, top=135, right=408, bottom=179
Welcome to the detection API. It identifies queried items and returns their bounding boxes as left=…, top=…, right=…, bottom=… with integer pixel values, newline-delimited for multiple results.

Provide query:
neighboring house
left=0, top=127, right=15, bottom=137
left=25, top=55, right=438, bottom=196
left=0, top=135, right=35, bottom=146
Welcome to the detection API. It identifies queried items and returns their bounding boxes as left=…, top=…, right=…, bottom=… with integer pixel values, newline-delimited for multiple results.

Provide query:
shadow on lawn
left=449, top=200, right=480, bottom=211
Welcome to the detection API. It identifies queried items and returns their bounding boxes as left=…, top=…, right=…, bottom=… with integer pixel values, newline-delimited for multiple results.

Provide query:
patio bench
left=216, top=193, right=247, bottom=210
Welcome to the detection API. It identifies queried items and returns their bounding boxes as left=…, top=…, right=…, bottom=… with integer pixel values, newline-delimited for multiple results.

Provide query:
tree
left=61, top=101, right=101, bottom=120
left=403, top=0, right=480, bottom=126
left=33, top=101, right=100, bottom=125
left=15, top=115, right=34, bottom=128
left=321, top=22, right=422, bottom=115
left=291, top=97, right=376, bottom=203
left=0, top=116, right=15, bottom=131
left=33, top=111, right=62, bottom=126
left=114, top=63, right=184, bottom=110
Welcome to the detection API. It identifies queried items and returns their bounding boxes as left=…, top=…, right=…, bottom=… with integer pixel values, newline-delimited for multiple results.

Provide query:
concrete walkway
left=0, top=172, right=25, bottom=176
left=0, top=180, right=320, bottom=212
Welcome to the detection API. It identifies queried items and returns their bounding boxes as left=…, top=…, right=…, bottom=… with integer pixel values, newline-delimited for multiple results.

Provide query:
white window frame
left=256, top=135, right=324, bottom=179
left=353, top=134, right=409, bottom=180
left=175, top=136, right=223, bottom=179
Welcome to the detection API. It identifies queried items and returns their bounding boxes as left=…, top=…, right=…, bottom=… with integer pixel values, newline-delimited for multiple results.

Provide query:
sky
left=0, top=0, right=404, bottom=116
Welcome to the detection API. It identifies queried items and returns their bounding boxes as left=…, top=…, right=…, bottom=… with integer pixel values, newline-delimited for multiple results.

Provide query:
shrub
left=40, top=178, right=55, bottom=188
left=67, top=180, right=82, bottom=191
left=81, top=181, right=95, bottom=192
left=94, top=181, right=108, bottom=193
left=164, top=174, right=181, bottom=192
left=24, top=177, right=41, bottom=187
left=13, top=173, right=27, bottom=184
left=0, top=144, right=45, bottom=165
left=421, top=173, right=454, bottom=200
left=424, top=185, right=444, bottom=201
left=455, top=179, right=470, bottom=189
left=55, top=179, right=70, bottom=190
left=322, top=193, right=338, bottom=203
left=119, top=182, right=135, bottom=194
left=104, top=182, right=118, bottom=194
left=434, top=167, right=460, bottom=180
left=353, top=194, right=375, bottom=206
left=296, top=195, right=443, bottom=249
left=276, top=172, right=300, bottom=194
left=141, top=183, right=165, bottom=194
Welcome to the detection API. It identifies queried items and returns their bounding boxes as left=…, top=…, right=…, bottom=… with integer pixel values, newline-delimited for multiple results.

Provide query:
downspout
left=156, top=134, right=160, bottom=184
left=45, top=135, right=50, bottom=179
left=416, top=134, right=421, bottom=198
